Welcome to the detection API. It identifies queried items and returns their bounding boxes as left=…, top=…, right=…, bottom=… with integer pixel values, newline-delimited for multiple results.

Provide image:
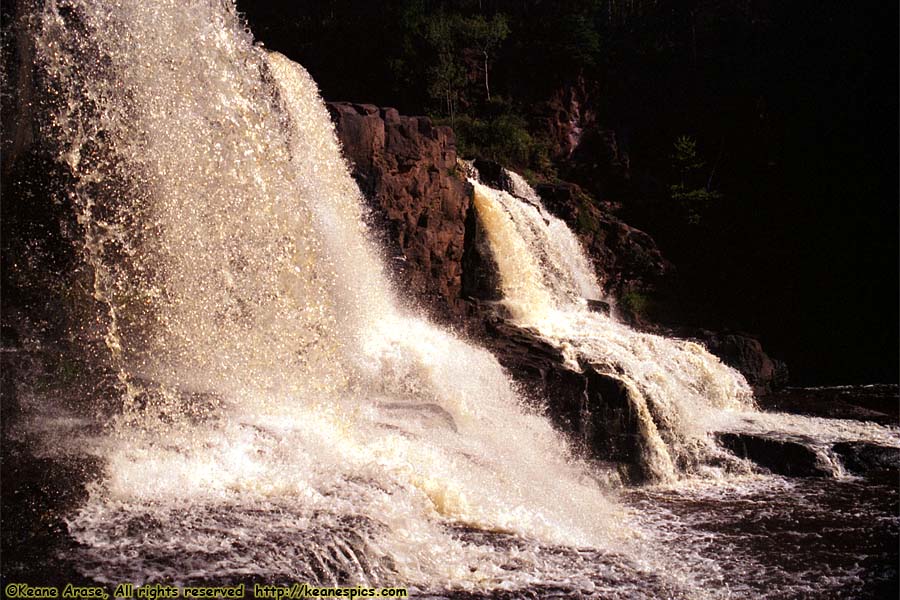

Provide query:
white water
left=20, top=0, right=898, bottom=595
left=469, top=173, right=899, bottom=480
left=29, top=0, right=650, bottom=591
left=470, top=176, right=755, bottom=480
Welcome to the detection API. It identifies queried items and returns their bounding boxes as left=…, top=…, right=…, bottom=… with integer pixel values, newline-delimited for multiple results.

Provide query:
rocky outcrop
left=298, top=125, right=654, bottom=469
left=469, top=160, right=671, bottom=310
left=832, top=442, right=900, bottom=478
left=757, top=385, right=899, bottom=425
left=475, top=308, right=647, bottom=482
left=533, top=181, right=672, bottom=302
left=716, top=433, right=900, bottom=480
left=694, top=331, right=788, bottom=394
left=537, top=78, right=631, bottom=207
left=327, top=102, right=470, bottom=321
left=716, top=433, right=832, bottom=477
left=328, top=103, right=795, bottom=476
left=460, top=199, right=502, bottom=304
left=541, top=79, right=597, bottom=161
left=673, top=329, right=789, bottom=395
left=526, top=180, right=787, bottom=394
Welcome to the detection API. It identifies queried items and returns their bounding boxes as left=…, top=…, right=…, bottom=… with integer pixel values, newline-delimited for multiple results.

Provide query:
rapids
left=2, top=1, right=896, bottom=597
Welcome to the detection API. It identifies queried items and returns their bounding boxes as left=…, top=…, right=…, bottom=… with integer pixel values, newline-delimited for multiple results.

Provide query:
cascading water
left=8, top=0, right=898, bottom=597
left=469, top=173, right=755, bottom=480
left=22, top=0, right=664, bottom=592
left=468, top=170, right=899, bottom=481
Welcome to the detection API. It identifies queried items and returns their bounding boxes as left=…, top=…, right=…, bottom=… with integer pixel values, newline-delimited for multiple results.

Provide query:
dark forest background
left=235, top=0, right=898, bottom=386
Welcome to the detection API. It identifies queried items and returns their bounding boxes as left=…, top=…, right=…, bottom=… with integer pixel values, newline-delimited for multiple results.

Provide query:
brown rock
left=677, top=329, right=789, bottom=395
left=328, top=102, right=471, bottom=322
left=533, top=181, right=672, bottom=300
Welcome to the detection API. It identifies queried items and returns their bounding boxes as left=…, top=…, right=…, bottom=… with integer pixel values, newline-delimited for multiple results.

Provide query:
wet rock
left=534, top=181, right=672, bottom=306
left=328, top=104, right=787, bottom=478
left=716, top=432, right=832, bottom=477
left=676, top=329, right=789, bottom=395
left=326, top=105, right=657, bottom=479
left=833, top=442, right=900, bottom=478
left=0, top=438, right=105, bottom=586
left=757, top=385, right=898, bottom=426
left=586, top=299, right=611, bottom=315
left=476, top=312, right=648, bottom=482
left=460, top=197, right=502, bottom=302
left=470, top=158, right=505, bottom=190
left=328, top=102, right=470, bottom=322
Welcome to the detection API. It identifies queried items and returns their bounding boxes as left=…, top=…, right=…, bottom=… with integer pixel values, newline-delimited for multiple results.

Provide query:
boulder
left=586, top=299, right=611, bottom=315
left=534, top=181, right=672, bottom=302
left=477, top=312, right=648, bottom=482
left=679, top=329, right=789, bottom=395
left=757, top=385, right=898, bottom=425
left=716, top=432, right=832, bottom=477
left=832, top=442, right=900, bottom=478
left=470, top=158, right=505, bottom=190
left=460, top=198, right=502, bottom=302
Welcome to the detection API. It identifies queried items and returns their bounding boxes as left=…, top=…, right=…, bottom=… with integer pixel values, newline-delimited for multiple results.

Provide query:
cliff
left=327, top=102, right=674, bottom=328
left=328, top=102, right=788, bottom=479
left=326, top=103, right=470, bottom=322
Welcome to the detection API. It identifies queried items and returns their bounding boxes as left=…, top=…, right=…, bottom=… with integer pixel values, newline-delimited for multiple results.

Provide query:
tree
left=669, top=135, right=722, bottom=225
left=421, top=12, right=467, bottom=120
left=465, top=14, right=509, bottom=101
left=391, top=4, right=512, bottom=119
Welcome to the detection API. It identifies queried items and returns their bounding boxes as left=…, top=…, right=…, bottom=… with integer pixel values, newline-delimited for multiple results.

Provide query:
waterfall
left=469, top=171, right=899, bottom=481
left=469, top=175, right=756, bottom=480
left=26, top=0, right=642, bottom=589
left=16, top=0, right=898, bottom=595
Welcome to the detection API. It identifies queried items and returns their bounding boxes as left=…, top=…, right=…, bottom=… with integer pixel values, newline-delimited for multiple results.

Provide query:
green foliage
left=526, top=132, right=557, bottom=178
left=421, top=10, right=468, bottom=117
left=669, top=135, right=722, bottom=225
left=467, top=13, right=510, bottom=56
left=549, top=13, right=602, bottom=70
left=672, top=135, right=706, bottom=173
left=669, top=184, right=722, bottom=226
left=395, top=6, right=511, bottom=117
left=467, top=13, right=509, bottom=100
left=443, top=112, right=533, bottom=166
left=621, top=290, right=651, bottom=317
left=368, top=2, right=610, bottom=178
left=574, top=190, right=601, bottom=234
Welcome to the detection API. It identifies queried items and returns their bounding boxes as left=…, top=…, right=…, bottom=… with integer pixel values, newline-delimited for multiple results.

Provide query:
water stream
left=4, top=1, right=897, bottom=597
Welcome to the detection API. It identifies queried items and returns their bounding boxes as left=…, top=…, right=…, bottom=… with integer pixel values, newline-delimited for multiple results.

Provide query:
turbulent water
left=26, top=0, right=634, bottom=590
left=470, top=174, right=754, bottom=479
left=469, top=171, right=899, bottom=482
left=7, top=0, right=898, bottom=597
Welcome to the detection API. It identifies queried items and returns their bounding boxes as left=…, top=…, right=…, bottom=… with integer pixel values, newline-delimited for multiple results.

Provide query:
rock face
left=470, top=159, right=671, bottom=310
left=533, top=180, right=672, bottom=302
left=673, top=329, right=789, bottom=395
left=757, top=384, right=899, bottom=425
left=537, top=79, right=632, bottom=216
left=327, top=105, right=790, bottom=477
left=320, top=104, right=656, bottom=475
left=476, top=309, right=647, bottom=482
left=328, top=108, right=786, bottom=395
left=716, top=433, right=832, bottom=477
left=832, top=442, right=900, bottom=478
left=694, top=332, right=788, bottom=393
left=327, top=102, right=470, bottom=321
left=716, top=433, right=900, bottom=480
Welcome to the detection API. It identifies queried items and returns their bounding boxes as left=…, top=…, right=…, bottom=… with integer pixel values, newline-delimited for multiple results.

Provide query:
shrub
left=621, top=290, right=651, bottom=317
left=669, top=135, right=722, bottom=225
left=443, top=113, right=533, bottom=167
